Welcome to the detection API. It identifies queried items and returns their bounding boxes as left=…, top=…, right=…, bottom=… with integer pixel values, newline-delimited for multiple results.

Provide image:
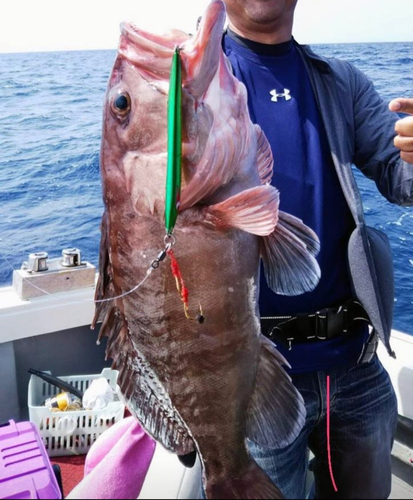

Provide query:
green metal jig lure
left=165, top=47, right=182, bottom=235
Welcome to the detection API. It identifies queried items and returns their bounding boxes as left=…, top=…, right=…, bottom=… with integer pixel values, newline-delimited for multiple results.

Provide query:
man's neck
left=226, top=28, right=293, bottom=56
left=227, top=21, right=293, bottom=45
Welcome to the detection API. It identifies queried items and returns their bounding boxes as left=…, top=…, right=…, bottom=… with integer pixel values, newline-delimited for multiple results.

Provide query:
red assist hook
left=167, top=248, right=205, bottom=324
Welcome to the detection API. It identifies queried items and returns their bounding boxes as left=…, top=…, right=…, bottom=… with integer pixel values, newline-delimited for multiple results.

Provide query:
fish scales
left=94, top=1, right=321, bottom=498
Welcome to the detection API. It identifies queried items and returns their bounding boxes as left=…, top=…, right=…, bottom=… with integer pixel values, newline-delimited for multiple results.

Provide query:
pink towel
left=67, top=417, right=156, bottom=499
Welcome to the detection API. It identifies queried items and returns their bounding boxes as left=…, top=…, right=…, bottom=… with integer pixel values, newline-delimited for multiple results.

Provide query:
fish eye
left=111, top=92, right=131, bottom=117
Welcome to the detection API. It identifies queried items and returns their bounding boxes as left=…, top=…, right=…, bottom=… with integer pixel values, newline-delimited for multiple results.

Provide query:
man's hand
left=389, top=98, right=413, bottom=163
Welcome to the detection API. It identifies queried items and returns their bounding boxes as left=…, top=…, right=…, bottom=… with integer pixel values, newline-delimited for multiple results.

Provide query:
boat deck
left=391, top=470, right=413, bottom=499
left=391, top=416, right=413, bottom=499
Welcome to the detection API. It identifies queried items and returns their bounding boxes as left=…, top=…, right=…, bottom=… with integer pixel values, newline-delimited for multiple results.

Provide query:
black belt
left=261, top=300, right=371, bottom=350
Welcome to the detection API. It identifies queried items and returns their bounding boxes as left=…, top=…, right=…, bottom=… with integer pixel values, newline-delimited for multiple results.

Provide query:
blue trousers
left=248, top=355, right=398, bottom=499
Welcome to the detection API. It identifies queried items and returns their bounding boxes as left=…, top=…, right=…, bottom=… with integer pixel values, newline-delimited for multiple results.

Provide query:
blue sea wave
left=0, top=43, right=413, bottom=335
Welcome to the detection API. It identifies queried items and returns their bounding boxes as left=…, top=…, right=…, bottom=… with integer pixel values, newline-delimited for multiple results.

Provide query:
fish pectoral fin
left=203, top=185, right=280, bottom=236
left=261, top=210, right=321, bottom=296
left=255, top=124, right=274, bottom=186
left=246, top=336, right=306, bottom=449
left=276, top=211, right=320, bottom=256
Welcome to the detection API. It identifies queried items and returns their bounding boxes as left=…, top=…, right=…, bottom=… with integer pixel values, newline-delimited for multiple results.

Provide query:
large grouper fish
left=93, top=1, right=321, bottom=498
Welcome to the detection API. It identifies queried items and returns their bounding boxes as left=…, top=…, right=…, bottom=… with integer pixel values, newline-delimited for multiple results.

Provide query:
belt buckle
left=315, top=310, right=328, bottom=340
left=315, top=304, right=349, bottom=340
left=357, top=330, right=378, bottom=364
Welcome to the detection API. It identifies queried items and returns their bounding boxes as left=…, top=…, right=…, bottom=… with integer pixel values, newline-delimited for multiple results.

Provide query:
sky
left=1, top=0, right=413, bottom=54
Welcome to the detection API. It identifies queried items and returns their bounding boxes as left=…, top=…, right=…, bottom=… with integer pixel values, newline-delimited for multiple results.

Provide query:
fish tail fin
left=206, top=458, right=284, bottom=499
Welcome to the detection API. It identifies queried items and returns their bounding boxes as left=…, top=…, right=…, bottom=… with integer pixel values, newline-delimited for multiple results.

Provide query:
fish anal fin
left=246, top=336, right=306, bottom=449
left=204, top=185, right=279, bottom=236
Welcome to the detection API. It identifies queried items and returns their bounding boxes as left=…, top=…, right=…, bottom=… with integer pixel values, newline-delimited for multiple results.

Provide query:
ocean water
left=0, top=42, right=413, bottom=334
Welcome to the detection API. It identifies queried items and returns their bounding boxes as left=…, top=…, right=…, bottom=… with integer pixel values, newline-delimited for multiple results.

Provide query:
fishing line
left=0, top=250, right=53, bottom=297
left=94, top=240, right=173, bottom=303
left=0, top=248, right=164, bottom=306
left=93, top=269, right=154, bottom=303
left=0, top=243, right=203, bottom=323
left=326, top=375, right=338, bottom=492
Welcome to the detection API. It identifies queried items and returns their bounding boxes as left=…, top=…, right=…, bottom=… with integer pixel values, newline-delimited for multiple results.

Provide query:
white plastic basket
left=28, top=368, right=125, bottom=457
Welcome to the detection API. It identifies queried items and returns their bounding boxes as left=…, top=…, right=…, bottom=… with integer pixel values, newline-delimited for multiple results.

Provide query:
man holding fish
left=221, top=0, right=413, bottom=498
left=93, top=0, right=413, bottom=498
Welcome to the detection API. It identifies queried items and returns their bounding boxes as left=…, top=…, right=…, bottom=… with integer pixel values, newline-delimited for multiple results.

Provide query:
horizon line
left=1, top=39, right=412, bottom=56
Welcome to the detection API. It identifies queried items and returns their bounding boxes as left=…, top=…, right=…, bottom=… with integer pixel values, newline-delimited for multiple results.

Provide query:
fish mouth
left=119, top=0, right=225, bottom=55
left=118, top=22, right=190, bottom=80
left=121, top=23, right=189, bottom=51
left=118, top=0, right=226, bottom=82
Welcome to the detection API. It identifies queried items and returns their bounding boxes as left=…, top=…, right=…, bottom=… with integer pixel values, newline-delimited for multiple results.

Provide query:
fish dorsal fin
left=261, top=211, right=321, bottom=295
left=203, top=185, right=280, bottom=236
left=114, top=341, right=195, bottom=456
left=97, top=307, right=195, bottom=456
left=246, top=336, right=306, bottom=448
left=92, top=213, right=195, bottom=456
left=255, top=125, right=274, bottom=185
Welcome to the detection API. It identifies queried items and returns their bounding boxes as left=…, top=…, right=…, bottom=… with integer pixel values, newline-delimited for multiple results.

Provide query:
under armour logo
left=270, top=89, right=292, bottom=102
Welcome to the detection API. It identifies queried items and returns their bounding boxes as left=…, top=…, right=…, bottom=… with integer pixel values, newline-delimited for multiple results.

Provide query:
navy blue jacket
left=295, top=42, right=413, bottom=355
